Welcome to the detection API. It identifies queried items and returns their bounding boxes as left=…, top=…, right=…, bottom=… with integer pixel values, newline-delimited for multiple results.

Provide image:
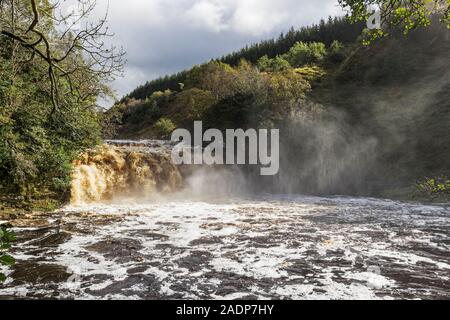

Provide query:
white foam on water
left=1, top=195, right=449, bottom=299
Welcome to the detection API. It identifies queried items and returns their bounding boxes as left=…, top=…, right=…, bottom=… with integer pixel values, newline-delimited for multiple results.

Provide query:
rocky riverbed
left=0, top=195, right=449, bottom=300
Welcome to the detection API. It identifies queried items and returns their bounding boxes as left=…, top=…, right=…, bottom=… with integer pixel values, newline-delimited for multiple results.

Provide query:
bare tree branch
left=0, top=0, right=126, bottom=112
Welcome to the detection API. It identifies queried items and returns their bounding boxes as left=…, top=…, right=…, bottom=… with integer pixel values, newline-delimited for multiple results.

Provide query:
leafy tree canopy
left=0, top=0, right=124, bottom=198
left=339, top=0, right=450, bottom=42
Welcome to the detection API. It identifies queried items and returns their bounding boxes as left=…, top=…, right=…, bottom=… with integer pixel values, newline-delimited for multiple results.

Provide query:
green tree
left=267, top=70, right=312, bottom=120
left=283, top=42, right=327, bottom=67
left=185, top=62, right=238, bottom=99
left=328, top=40, right=347, bottom=63
left=0, top=225, right=16, bottom=282
left=257, top=55, right=272, bottom=71
left=169, top=88, right=216, bottom=127
left=153, top=118, right=176, bottom=138
left=338, top=0, right=450, bottom=42
left=257, top=55, right=291, bottom=72
left=0, top=0, right=124, bottom=198
left=417, top=175, right=450, bottom=199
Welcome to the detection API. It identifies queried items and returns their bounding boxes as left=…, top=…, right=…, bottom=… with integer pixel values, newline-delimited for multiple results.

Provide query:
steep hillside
left=108, top=19, right=450, bottom=200
left=125, top=17, right=364, bottom=101
left=311, top=22, right=450, bottom=198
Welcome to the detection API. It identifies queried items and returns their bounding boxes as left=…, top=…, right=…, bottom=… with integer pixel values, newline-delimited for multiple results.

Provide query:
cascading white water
left=70, top=142, right=183, bottom=204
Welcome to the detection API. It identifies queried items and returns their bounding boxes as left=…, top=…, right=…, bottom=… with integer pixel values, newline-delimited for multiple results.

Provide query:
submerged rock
left=1, top=194, right=449, bottom=300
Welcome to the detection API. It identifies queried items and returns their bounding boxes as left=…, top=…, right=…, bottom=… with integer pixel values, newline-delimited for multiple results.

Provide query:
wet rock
left=127, top=266, right=150, bottom=274
left=410, top=244, right=450, bottom=261
left=15, top=226, right=58, bottom=242
left=237, top=235, right=278, bottom=248
left=86, top=274, right=160, bottom=298
left=326, top=249, right=346, bottom=257
left=235, top=295, right=259, bottom=300
left=189, top=236, right=223, bottom=246
left=85, top=238, right=144, bottom=263
left=200, top=222, right=237, bottom=231
left=10, top=219, right=52, bottom=228
left=215, top=285, right=239, bottom=296
left=154, top=243, right=175, bottom=250
left=128, top=230, right=169, bottom=240
left=11, top=261, right=71, bottom=285
left=202, top=271, right=274, bottom=297
left=28, top=231, right=72, bottom=247
left=284, top=260, right=319, bottom=277
left=385, top=268, right=450, bottom=291
left=82, top=274, right=114, bottom=287
left=175, top=251, right=213, bottom=271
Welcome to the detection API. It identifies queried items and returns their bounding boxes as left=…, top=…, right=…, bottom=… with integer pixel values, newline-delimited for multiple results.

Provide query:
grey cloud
left=70, top=0, right=344, bottom=105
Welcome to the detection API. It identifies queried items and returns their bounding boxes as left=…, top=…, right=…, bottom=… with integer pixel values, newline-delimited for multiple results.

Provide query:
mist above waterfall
left=70, top=142, right=254, bottom=204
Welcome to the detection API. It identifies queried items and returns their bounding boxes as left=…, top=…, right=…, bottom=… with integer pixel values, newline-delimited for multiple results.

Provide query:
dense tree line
left=112, top=36, right=345, bottom=141
left=113, top=16, right=450, bottom=200
left=125, top=17, right=364, bottom=101
left=0, top=0, right=123, bottom=200
left=125, top=0, right=450, bottom=102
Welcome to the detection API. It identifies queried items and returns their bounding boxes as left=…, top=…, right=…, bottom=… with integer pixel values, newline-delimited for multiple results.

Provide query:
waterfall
left=70, top=142, right=183, bottom=204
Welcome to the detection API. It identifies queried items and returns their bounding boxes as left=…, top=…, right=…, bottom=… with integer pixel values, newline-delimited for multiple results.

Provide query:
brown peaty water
left=70, top=142, right=183, bottom=204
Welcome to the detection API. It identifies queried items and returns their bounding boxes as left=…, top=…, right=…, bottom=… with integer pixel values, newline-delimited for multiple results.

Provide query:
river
left=0, top=142, right=449, bottom=300
left=0, top=195, right=449, bottom=299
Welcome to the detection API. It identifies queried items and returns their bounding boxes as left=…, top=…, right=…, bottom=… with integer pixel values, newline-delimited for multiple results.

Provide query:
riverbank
left=0, top=195, right=63, bottom=222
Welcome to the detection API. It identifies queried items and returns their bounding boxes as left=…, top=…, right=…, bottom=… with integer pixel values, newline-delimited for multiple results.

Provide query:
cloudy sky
left=64, top=0, right=345, bottom=105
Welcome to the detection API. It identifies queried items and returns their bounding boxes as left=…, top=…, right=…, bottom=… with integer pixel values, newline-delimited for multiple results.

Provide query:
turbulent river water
left=0, top=141, right=449, bottom=300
